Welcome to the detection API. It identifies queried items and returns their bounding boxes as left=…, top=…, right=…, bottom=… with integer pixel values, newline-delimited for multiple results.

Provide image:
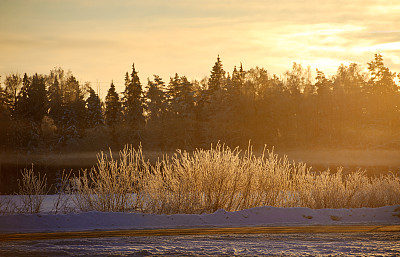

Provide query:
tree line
left=1, top=54, right=400, bottom=152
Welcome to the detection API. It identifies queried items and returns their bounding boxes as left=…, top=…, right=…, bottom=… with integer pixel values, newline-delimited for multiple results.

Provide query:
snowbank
left=1, top=205, right=399, bottom=234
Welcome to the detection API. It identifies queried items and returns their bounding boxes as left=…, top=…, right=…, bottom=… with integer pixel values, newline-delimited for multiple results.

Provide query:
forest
left=1, top=54, right=400, bottom=153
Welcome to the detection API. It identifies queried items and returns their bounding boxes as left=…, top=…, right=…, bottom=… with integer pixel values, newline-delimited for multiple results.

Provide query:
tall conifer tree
left=123, top=63, right=144, bottom=126
left=47, top=77, right=63, bottom=125
left=86, top=87, right=103, bottom=128
left=14, top=73, right=30, bottom=120
left=208, top=55, right=226, bottom=94
left=27, top=74, right=47, bottom=122
left=105, top=81, right=121, bottom=127
left=146, top=75, right=167, bottom=120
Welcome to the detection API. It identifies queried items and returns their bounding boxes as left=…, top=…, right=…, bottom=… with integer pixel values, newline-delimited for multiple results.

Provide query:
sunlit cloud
left=356, top=42, right=400, bottom=53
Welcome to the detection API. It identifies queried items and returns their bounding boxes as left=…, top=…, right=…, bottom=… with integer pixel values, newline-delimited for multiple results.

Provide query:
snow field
left=0, top=197, right=399, bottom=233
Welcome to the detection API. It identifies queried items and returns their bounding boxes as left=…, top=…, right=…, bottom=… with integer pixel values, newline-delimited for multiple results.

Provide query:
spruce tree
left=208, top=55, right=226, bottom=94
left=231, top=63, right=245, bottom=92
left=146, top=75, right=167, bottom=121
left=123, top=63, right=144, bottom=126
left=27, top=74, right=47, bottom=122
left=105, top=81, right=121, bottom=127
left=179, top=76, right=195, bottom=114
left=165, top=74, right=196, bottom=148
left=60, top=75, right=86, bottom=141
left=145, top=75, right=168, bottom=148
left=86, top=87, right=103, bottom=127
left=14, top=73, right=30, bottom=120
left=228, top=64, right=245, bottom=104
left=168, top=74, right=194, bottom=117
left=203, top=55, right=228, bottom=128
left=167, top=73, right=181, bottom=115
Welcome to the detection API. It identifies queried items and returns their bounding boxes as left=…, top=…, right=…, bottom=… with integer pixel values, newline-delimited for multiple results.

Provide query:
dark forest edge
left=1, top=54, right=400, bottom=154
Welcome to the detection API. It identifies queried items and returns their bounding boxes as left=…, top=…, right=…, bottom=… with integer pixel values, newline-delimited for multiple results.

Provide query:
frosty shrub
left=142, top=143, right=400, bottom=214
left=22, top=143, right=400, bottom=214
left=17, top=167, right=49, bottom=213
left=144, top=144, right=310, bottom=214
left=70, top=145, right=150, bottom=212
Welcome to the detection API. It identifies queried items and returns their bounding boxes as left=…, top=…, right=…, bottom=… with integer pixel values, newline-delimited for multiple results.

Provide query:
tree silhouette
left=208, top=55, right=226, bottom=92
left=146, top=75, right=167, bottom=121
left=4, top=73, right=22, bottom=113
left=123, top=63, right=144, bottom=127
left=86, top=87, right=103, bottom=128
left=60, top=75, right=86, bottom=141
left=27, top=74, right=47, bottom=123
left=367, top=53, right=397, bottom=94
left=105, top=81, right=121, bottom=127
left=145, top=75, right=168, bottom=148
left=0, top=80, right=12, bottom=149
left=14, top=73, right=30, bottom=120
left=1, top=53, right=400, bottom=151
left=366, top=54, right=399, bottom=133
left=47, top=77, right=63, bottom=125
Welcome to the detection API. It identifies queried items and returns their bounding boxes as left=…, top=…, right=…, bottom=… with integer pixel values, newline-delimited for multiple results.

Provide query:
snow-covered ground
left=1, top=196, right=400, bottom=256
left=0, top=195, right=400, bottom=233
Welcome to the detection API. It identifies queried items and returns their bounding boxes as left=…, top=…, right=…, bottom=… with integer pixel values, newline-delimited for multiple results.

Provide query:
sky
left=1, top=0, right=400, bottom=98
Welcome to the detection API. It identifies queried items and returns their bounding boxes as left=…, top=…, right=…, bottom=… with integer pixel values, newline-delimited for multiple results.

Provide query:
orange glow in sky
left=1, top=0, right=399, bottom=95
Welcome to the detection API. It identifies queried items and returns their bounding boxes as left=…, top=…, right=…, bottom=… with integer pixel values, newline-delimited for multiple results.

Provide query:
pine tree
left=284, top=62, right=310, bottom=95
left=123, top=63, right=144, bottom=126
left=86, top=87, right=103, bottom=127
left=365, top=54, right=398, bottom=131
left=105, top=81, right=121, bottom=127
left=367, top=53, right=397, bottom=94
left=315, top=69, right=332, bottom=96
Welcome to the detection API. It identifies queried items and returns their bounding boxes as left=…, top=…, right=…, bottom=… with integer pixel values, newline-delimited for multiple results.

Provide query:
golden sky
left=1, top=0, right=399, bottom=96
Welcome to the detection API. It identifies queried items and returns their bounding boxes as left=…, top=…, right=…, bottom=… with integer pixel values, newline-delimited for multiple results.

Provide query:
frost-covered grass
left=2, top=144, right=400, bottom=214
